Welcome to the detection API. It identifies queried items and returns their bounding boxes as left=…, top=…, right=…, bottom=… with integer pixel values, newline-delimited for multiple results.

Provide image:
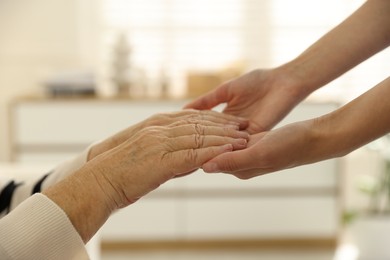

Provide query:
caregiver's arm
left=186, top=0, right=390, bottom=133
left=282, top=0, right=390, bottom=96
left=203, top=77, right=390, bottom=179
left=311, top=77, right=390, bottom=160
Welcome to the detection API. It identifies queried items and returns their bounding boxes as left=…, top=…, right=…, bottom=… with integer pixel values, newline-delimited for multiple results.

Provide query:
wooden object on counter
left=186, top=67, right=241, bottom=98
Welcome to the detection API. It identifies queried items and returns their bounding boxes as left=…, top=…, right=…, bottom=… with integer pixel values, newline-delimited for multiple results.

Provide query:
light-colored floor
left=101, top=249, right=334, bottom=260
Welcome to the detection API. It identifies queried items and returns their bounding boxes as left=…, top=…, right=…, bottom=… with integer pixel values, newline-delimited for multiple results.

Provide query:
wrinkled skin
left=85, top=111, right=249, bottom=208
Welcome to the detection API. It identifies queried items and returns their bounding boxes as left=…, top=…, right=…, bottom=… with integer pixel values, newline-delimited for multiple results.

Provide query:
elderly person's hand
left=89, top=122, right=249, bottom=208
left=43, top=115, right=249, bottom=243
left=88, top=109, right=248, bottom=160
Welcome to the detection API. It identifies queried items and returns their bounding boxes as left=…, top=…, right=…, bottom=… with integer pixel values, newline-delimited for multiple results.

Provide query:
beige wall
left=0, top=0, right=98, bottom=161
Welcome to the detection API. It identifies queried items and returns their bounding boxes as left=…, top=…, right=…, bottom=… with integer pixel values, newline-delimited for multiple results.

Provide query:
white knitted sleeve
left=0, top=193, right=88, bottom=260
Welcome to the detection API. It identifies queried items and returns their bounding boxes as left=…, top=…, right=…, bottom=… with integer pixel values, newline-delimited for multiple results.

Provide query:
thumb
left=184, top=84, right=229, bottom=110
left=202, top=149, right=253, bottom=174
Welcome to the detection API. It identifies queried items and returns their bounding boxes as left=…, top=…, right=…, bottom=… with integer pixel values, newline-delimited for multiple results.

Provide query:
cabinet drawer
left=101, top=198, right=180, bottom=241
left=184, top=197, right=338, bottom=239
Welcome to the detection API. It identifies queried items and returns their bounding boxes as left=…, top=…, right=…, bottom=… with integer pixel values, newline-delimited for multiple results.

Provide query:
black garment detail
left=0, top=181, right=22, bottom=214
left=32, top=172, right=52, bottom=194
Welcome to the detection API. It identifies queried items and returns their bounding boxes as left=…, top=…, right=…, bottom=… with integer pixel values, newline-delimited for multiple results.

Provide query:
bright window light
left=99, top=0, right=389, bottom=100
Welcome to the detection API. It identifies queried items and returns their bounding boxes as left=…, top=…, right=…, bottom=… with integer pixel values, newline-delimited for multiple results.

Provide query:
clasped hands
left=85, top=69, right=316, bottom=211
left=44, top=69, right=321, bottom=243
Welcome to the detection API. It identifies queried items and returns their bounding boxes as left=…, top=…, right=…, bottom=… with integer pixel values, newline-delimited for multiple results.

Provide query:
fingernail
left=235, top=138, right=247, bottom=147
left=221, top=144, right=233, bottom=152
left=203, top=162, right=220, bottom=173
left=237, top=131, right=250, bottom=140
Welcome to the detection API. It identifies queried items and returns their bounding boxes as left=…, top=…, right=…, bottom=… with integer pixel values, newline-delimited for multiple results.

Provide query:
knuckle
left=192, top=124, right=206, bottom=148
left=141, top=126, right=166, bottom=140
left=185, top=117, right=197, bottom=124
left=194, top=123, right=205, bottom=135
left=185, top=149, right=199, bottom=164
left=185, top=110, right=202, bottom=121
left=193, top=134, right=204, bottom=148
left=223, top=127, right=234, bottom=135
left=142, top=126, right=158, bottom=135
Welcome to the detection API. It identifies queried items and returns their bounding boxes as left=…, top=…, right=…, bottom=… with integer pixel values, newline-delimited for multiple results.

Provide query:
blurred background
left=1, top=0, right=389, bottom=259
left=1, top=0, right=389, bottom=160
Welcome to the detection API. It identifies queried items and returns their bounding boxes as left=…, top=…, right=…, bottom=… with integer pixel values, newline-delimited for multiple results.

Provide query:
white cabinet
left=9, top=97, right=341, bottom=246
left=10, top=100, right=178, bottom=162
left=184, top=197, right=337, bottom=238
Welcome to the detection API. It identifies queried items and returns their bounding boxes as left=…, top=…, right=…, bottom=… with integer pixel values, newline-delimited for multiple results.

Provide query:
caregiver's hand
left=202, top=120, right=326, bottom=179
left=203, top=77, right=390, bottom=180
left=184, top=69, right=307, bottom=134
left=88, top=109, right=249, bottom=160
left=44, top=120, right=248, bottom=242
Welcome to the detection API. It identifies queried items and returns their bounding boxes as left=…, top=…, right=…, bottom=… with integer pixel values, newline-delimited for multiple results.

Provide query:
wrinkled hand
left=202, top=120, right=319, bottom=179
left=88, top=110, right=248, bottom=160
left=87, top=121, right=249, bottom=209
left=185, top=69, right=305, bottom=133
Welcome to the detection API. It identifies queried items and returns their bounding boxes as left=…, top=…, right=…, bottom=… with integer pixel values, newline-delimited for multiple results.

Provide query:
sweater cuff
left=0, top=193, right=88, bottom=260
